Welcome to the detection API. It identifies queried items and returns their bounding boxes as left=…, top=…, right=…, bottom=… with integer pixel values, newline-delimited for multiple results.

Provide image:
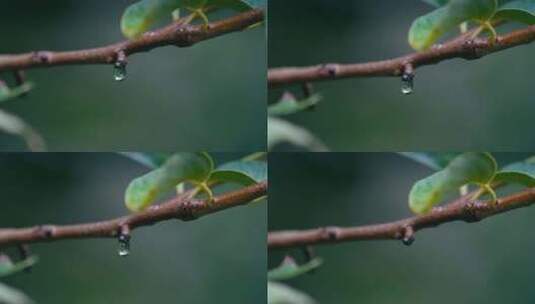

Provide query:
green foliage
left=123, top=152, right=267, bottom=212
left=209, top=160, right=267, bottom=186
left=268, top=282, right=317, bottom=304
left=119, top=152, right=172, bottom=168
left=268, top=256, right=323, bottom=281
left=495, top=0, right=535, bottom=24
left=0, top=82, right=44, bottom=151
left=399, top=152, right=461, bottom=170
left=409, top=152, right=497, bottom=214
left=268, top=117, right=327, bottom=152
left=0, top=255, right=37, bottom=304
left=408, top=153, right=535, bottom=214
left=410, top=0, right=535, bottom=50
left=0, top=83, right=33, bottom=104
left=268, top=93, right=321, bottom=116
left=125, top=152, right=214, bottom=212
left=0, top=283, right=33, bottom=304
left=121, top=0, right=262, bottom=38
left=0, top=256, right=38, bottom=278
left=494, top=157, right=535, bottom=186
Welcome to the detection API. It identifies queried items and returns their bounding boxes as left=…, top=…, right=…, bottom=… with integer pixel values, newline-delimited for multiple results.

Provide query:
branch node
left=321, top=226, right=339, bottom=241
left=401, top=226, right=415, bottom=246
left=319, top=64, right=338, bottom=78
left=175, top=200, right=199, bottom=221
left=31, top=51, right=51, bottom=64
left=35, top=225, right=54, bottom=238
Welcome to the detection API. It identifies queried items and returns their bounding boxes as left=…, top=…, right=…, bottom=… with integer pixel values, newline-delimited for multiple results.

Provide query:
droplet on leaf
left=118, top=234, right=131, bottom=257
left=401, top=73, right=414, bottom=95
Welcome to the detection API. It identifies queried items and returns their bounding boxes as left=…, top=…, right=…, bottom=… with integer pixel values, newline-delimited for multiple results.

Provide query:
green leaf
left=399, top=152, right=461, bottom=170
left=209, top=160, right=267, bottom=186
left=0, top=283, right=33, bottom=304
left=268, top=117, right=327, bottom=152
left=121, top=0, right=256, bottom=39
left=0, top=83, right=33, bottom=104
left=125, top=152, right=214, bottom=212
left=409, top=0, right=498, bottom=50
left=268, top=256, right=323, bottom=281
left=0, top=109, right=45, bottom=152
left=494, top=157, right=535, bottom=186
left=0, top=256, right=38, bottom=278
left=409, top=152, right=497, bottom=214
left=495, top=0, right=535, bottom=24
left=422, top=0, right=450, bottom=7
left=268, top=282, right=317, bottom=304
left=268, top=93, right=321, bottom=116
left=119, top=152, right=172, bottom=168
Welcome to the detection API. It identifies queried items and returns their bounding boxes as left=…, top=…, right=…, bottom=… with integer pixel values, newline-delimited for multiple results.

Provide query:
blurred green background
left=269, top=152, right=535, bottom=303
left=0, top=0, right=266, bottom=151
left=0, top=153, right=266, bottom=303
left=268, top=0, right=535, bottom=151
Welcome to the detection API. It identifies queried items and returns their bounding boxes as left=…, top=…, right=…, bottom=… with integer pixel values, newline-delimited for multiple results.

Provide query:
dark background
left=0, top=153, right=266, bottom=303
left=269, top=152, right=535, bottom=303
left=0, top=0, right=266, bottom=151
left=268, top=0, right=535, bottom=151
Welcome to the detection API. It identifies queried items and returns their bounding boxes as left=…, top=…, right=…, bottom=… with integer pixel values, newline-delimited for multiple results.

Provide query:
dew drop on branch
left=113, top=62, right=127, bottom=82
left=118, top=233, right=131, bottom=257
left=401, top=73, right=414, bottom=95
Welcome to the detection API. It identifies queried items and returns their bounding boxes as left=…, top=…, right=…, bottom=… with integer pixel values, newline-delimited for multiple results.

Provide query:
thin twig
left=0, top=9, right=264, bottom=72
left=268, top=25, right=535, bottom=87
left=268, top=187, right=535, bottom=249
left=0, top=181, right=267, bottom=248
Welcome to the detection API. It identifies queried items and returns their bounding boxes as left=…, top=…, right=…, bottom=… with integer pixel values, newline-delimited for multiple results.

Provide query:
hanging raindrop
left=113, top=62, right=127, bottom=81
left=401, top=73, right=414, bottom=95
left=117, top=233, right=130, bottom=257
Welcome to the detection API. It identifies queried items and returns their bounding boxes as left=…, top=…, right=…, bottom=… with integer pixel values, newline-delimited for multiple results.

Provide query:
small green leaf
left=0, top=256, right=38, bottom=278
left=495, top=0, right=535, bottom=24
left=0, top=283, right=33, bottom=304
left=268, top=282, right=317, bottom=304
left=0, top=109, right=45, bottom=152
left=409, top=0, right=498, bottom=50
left=268, top=256, right=323, bottom=281
left=409, top=152, right=497, bottom=214
left=119, top=152, right=172, bottom=168
left=268, top=93, right=321, bottom=116
left=125, top=152, right=214, bottom=212
left=422, top=0, right=450, bottom=7
left=209, top=160, right=267, bottom=186
left=121, top=0, right=256, bottom=39
left=0, top=83, right=33, bottom=103
left=268, top=117, right=327, bottom=151
left=494, top=157, right=535, bottom=186
left=399, top=152, right=461, bottom=170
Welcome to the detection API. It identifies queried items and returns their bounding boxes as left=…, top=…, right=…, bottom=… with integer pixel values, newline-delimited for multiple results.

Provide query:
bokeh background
left=268, top=0, right=535, bottom=151
left=269, top=152, right=535, bottom=303
left=0, top=153, right=266, bottom=303
left=0, top=0, right=266, bottom=151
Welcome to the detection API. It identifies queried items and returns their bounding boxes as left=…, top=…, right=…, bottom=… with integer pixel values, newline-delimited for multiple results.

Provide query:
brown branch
left=268, top=187, right=535, bottom=249
left=0, top=181, right=267, bottom=248
left=267, top=25, right=535, bottom=87
left=0, top=9, right=264, bottom=72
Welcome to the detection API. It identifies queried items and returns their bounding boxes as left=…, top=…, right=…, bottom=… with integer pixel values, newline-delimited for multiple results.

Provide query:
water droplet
left=118, top=234, right=130, bottom=257
left=401, top=73, right=414, bottom=95
left=113, top=62, right=127, bottom=81
left=402, top=236, right=415, bottom=246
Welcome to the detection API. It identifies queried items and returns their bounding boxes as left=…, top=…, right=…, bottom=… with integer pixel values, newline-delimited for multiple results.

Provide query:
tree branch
left=268, top=187, right=535, bottom=249
left=267, top=25, right=535, bottom=87
left=0, top=9, right=264, bottom=72
left=0, top=181, right=267, bottom=248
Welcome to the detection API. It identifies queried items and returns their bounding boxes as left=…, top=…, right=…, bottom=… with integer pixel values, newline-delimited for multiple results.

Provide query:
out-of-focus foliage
left=268, top=153, right=535, bottom=303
